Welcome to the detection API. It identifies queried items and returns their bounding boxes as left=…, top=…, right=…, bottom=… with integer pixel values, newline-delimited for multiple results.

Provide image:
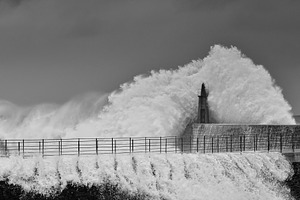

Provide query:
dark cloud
left=0, top=0, right=22, bottom=7
left=232, top=0, right=300, bottom=33
left=173, top=0, right=239, bottom=11
left=66, top=18, right=103, bottom=38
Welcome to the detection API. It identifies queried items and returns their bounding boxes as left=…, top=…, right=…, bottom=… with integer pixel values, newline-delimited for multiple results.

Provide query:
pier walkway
left=1, top=133, right=300, bottom=162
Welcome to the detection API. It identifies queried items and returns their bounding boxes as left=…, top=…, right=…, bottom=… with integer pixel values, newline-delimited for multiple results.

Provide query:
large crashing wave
left=0, top=45, right=295, bottom=139
left=68, top=45, right=295, bottom=138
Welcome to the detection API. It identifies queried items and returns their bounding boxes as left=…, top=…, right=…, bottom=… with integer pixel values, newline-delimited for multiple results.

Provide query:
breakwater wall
left=191, top=124, right=300, bottom=162
left=192, top=124, right=300, bottom=137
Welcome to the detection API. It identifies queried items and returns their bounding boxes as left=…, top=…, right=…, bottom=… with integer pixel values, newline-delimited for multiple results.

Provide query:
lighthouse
left=197, top=83, right=209, bottom=123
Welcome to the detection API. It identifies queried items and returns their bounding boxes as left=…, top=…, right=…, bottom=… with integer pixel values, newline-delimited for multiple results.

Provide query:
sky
left=0, top=0, right=299, bottom=114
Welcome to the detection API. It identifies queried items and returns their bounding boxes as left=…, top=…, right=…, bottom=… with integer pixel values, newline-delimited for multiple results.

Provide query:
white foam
left=0, top=153, right=292, bottom=200
left=70, top=45, right=295, bottom=138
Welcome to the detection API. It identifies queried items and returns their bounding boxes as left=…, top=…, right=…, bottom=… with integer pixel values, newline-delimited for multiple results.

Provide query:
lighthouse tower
left=197, top=83, right=209, bottom=123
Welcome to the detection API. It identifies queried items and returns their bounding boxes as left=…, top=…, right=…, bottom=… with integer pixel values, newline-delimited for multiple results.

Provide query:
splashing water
left=0, top=153, right=292, bottom=200
left=0, top=92, right=108, bottom=139
left=67, top=45, right=295, bottom=138
left=0, top=45, right=295, bottom=139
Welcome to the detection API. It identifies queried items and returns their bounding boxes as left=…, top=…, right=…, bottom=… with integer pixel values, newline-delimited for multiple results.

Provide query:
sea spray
left=70, top=45, right=295, bottom=138
left=0, top=45, right=295, bottom=139
left=0, top=92, right=108, bottom=139
left=0, top=153, right=292, bottom=200
left=200, top=46, right=295, bottom=124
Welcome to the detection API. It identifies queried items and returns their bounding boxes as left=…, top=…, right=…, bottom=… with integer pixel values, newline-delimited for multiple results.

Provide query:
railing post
left=217, top=136, right=220, bottom=153
left=58, top=141, right=60, bottom=156
left=60, top=139, right=63, bottom=156
left=18, top=142, right=20, bottom=156
left=296, top=132, right=299, bottom=151
left=160, top=137, right=162, bottom=153
left=39, top=141, right=41, bottom=154
left=149, top=139, right=151, bottom=152
left=111, top=138, right=114, bottom=154
left=145, top=137, right=147, bottom=153
left=4, top=140, right=7, bottom=156
left=181, top=137, right=183, bottom=153
left=114, top=140, right=117, bottom=154
left=78, top=138, right=80, bottom=156
left=280, top=133, right=283, bottom=153
left=256, top=134, right=258, bottom=151
left=22, top=139, right=25, bottom=157
left=240, top=136, right=242, bottom=152
left=132, top=139, right=134, bottom=152
left=42, top=139, right=44, bottom=157
left=190, top=136, right=192, bottom=153
left=253, top=135, right=256, bottom=152
left=212, top=137, right=214, bottom=153
left=292, top=132, right=295, bottom=152
left=267, top=131, right=270, bottom=152
left=203, top=136, right=206, bottom=154
left=243, top=135, right=246, bottom=151
left=197, top=138, right=199, bottom=153
left=129, top=138, right=131, bottom=153
left=230, top=135, right=233, bottom=152
left=175, top=136, right=177, bottom=153
left=96, top=138, right=98, bottom=155
left=225, top=137, right=228, bottom=152
left=165, top=138, right=167, bottom=153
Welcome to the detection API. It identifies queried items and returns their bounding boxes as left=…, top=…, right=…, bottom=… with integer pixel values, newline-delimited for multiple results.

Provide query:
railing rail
left=0, top=132, right=299, bottom=158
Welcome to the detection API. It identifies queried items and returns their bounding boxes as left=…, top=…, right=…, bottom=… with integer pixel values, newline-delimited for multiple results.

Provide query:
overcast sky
left=0, top=0, right=299, bottom=114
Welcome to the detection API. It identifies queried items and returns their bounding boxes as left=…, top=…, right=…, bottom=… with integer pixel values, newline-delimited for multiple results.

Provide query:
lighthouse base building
left=183, top=83, right=300, bottom=161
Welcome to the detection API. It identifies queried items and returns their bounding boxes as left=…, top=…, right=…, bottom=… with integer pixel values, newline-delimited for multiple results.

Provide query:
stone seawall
left=179, top=124, right=300, bottom=154
left=192, top=124, right=300, bottom=137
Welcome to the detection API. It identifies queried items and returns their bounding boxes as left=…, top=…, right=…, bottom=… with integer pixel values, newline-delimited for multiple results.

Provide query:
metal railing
left=0, top=132, right=300, bottom=158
